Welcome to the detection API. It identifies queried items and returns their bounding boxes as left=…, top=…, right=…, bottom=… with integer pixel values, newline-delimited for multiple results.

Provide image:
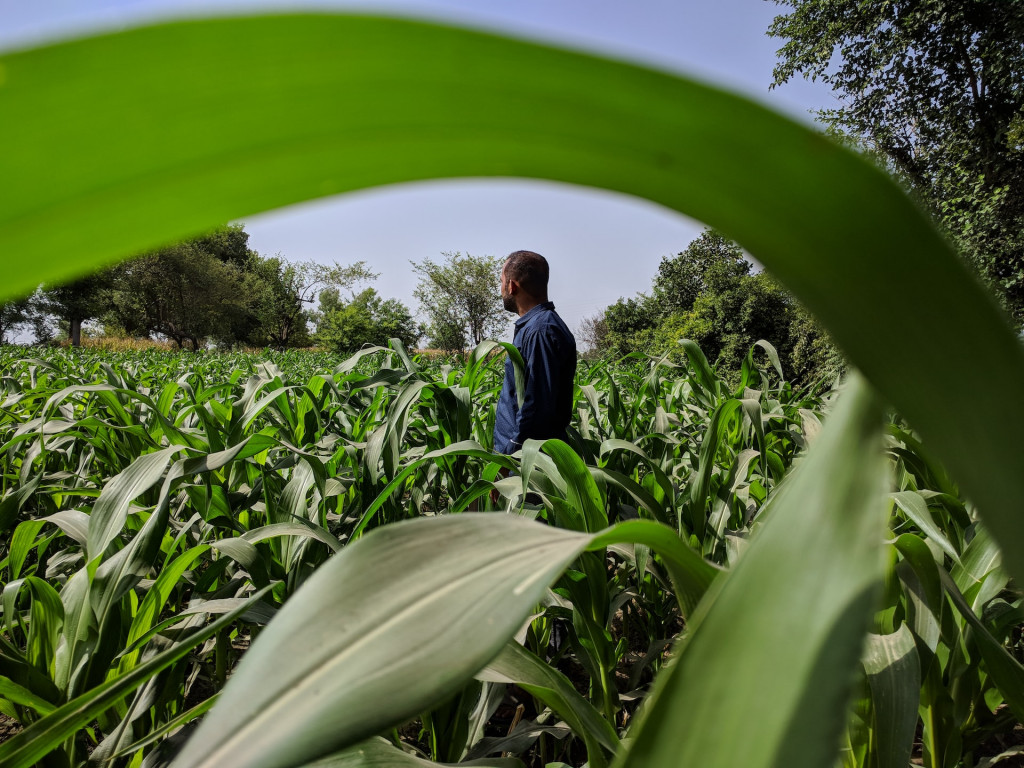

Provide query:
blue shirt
left=493, top=302, right=577, bottom=454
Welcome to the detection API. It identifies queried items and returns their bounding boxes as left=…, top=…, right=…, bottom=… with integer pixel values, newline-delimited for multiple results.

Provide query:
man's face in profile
left=501, top=264, right=517, bottom=313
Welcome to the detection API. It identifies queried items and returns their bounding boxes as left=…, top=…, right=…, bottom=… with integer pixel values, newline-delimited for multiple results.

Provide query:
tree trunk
left=70, top=317, right=82, bottom=347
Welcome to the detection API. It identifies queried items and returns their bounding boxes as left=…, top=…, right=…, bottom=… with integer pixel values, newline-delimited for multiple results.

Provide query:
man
left=493, top=250, right=577, bottom=455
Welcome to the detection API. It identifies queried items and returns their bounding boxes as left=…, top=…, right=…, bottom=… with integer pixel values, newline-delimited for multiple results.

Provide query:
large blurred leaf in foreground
left=168, top=513, right=714, bottom=768
left=168, top=515, right=589, bottom=768
left=2, top=16, right=1022, bottom=575
left=618, top=375, right=889, bottom=768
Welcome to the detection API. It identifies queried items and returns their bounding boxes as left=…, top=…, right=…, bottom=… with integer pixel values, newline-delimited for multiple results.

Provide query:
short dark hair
left=504, top=250, right=549, bottom=296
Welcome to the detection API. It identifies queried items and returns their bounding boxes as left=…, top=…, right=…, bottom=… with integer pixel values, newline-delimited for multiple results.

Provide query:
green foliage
left=97, top=227, right=376, bottom=350
left=108, top=240, right=249, bottom=349
left=190, top=222, right=256, bottom=267
left=660, top=271, right=795, bottom=374
left=0, top=342, right=822, bottom=767
left=244, top=256, right=377, bottom=349
left=412, top=252, right=506, bottom=352
left=41, top=270, right=119, bottom=347
left=0, top=298, right=34, bottom=344
left=240, top=254, right=311, bottom=348
left=599, top=230, right=834, bottom=382
left=99, top=224, right=260, bottom=348
left=769, top=0, right=1024, bottom=325
left=602, top=296, right=658, bottom=357
left=0, top=344, right=1018, bottom=768
left=652, top=229, right=751, bottom=315
left=316, top=287, right=420, bottom=353
left=788, top=304, right=844, bottom=385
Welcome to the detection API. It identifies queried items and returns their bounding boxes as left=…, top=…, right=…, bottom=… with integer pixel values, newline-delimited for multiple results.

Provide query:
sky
left=0, top=0, right=839, bottom=341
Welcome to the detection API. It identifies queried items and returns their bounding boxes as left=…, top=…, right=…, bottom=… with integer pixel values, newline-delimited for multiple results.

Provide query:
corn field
left=0, top=340, right=1019, bottom=768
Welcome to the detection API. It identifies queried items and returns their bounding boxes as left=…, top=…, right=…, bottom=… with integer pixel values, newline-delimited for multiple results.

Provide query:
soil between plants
left=0, top=713, right=23, bottom=744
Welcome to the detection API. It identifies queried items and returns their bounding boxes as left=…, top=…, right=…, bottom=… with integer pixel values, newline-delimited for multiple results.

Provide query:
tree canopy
left=10, top=224, right=397, bottom=351
left=315, top=287, right=420, bottom=353
left=411, top=252, right=507, bottom=352
left=108, top=240, right=248, bottom=350
left=0, top=298, right=34, bottom=345
left=244, top=256, right=378, bottom=349
left=769, top=0, right=1024, bottom=325
left=592, top=229, right=841, bottom=383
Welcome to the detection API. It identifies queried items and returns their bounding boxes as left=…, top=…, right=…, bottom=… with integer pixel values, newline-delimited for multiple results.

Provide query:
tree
left=109, top=242, right=247, bottom=349
left=788, top=304, right=845, bottom=384
left=599, top=230, right=753, bottom=358
left=0, top=297, right=33, bottom=344
left=411, top=252, right=506, bottom=352
left=100, top=225, right=375, bottom=349
left=41, top=270, right=117, bottom=346
left=591, top=230, right=830, bottom=380
left=191, top=223, right=254, bottom=268
left=245, top=256, right=377, bottom=349
left=315, top=287, right=420, bottom=353
left=577, top=311, right=610, bottom=357
left=637, top=271, right=796, bottom=373
left=602, top=295, right=659, bottom=357
left=652, top=230, right=752, bottom=315
left=768, top=0, right=1024, bottom=324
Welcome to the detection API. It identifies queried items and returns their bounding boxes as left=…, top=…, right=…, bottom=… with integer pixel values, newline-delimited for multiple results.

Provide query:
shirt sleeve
left=510, top=327, right=564, bottom=450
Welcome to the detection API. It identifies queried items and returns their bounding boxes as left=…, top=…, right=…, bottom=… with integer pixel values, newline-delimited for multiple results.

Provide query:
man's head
left=501, top=250, right=549, bottom=314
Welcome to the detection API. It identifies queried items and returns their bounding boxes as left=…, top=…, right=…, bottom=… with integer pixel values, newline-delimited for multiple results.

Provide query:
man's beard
left=503, top=294, right=517, bottom=312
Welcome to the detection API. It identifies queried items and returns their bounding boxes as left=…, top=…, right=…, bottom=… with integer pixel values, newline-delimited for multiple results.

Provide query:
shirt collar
left=514, top=301, right=555, bottom=329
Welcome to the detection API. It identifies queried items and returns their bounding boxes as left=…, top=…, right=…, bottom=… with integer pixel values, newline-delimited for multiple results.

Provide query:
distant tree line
left=0, top=222, right=843, bottom=384
left=578, top=229, right=844, bottom=384
left=0, top=224, right=422, bottom=353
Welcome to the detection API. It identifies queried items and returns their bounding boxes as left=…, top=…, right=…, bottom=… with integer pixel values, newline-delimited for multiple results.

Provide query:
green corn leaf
left=118, top=545, right=211, bottom=674
left=41, top=509, right=91, bottom=548
left=738, top=340, right=785, bottom=392
left=587, top=519, right=720, bottom=620
left=891, top=491, right=960, bottom=563
left=533, top=438, right=608, bottom=532
left=170, top=512, right=714, bottom=768
left=478, top=641, right=620, bottom=767
left=7, top=519, right=46, bottom=581
left=305, top=738, right=523, bottom=768
left=678, top=339, right=721, bottom=403
left=241, top=522, right=343, bottom=553
left=951, top=525, right=1003, bottom=608
left=102, top=693, right=220, bottom=762
left=616, top=375, right=888, bottom=768
left=354, top=441, right=517, bottom=537
left=892, top=534, right=943, bottom=660
left=862, top=625, right=920, bottom=768
left=0, top=588, right=268, bottom=768
left=688, top=398, right=742, bottom=534
left=0, top=674, right=56, bottom=717
left=86, top=445, right=185, bottom=564
left=940, top=569, right=1024, bottom=721
left=0, top=492, right=22, bottom=536
left=464, top=341, right=525, bottom=409
left=210, top=538, right=270, bottom=589
left=168, top=515, right=597, bottom=768
left=738, top=397, right=767, bottom=480
left=592, top=466, right=670, bottom=525
left=2, top=577, right=64, bottom=654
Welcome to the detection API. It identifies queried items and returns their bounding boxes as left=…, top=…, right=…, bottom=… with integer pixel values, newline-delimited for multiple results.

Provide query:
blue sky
left=1, top=0, right=838, bottom=340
